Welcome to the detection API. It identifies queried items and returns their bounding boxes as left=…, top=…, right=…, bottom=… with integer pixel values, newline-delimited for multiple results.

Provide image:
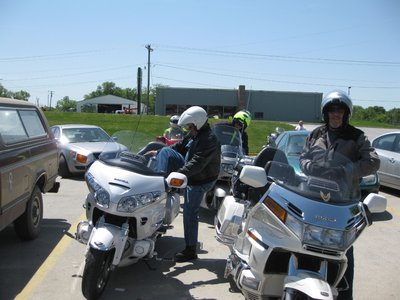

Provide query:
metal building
left=155, top=85, right=322, bottom=122
left=76, top=95, right=146, bottom=114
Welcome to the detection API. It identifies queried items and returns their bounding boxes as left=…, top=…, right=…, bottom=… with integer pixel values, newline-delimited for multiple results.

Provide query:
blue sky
left=1, top=0, right=399, bottom=110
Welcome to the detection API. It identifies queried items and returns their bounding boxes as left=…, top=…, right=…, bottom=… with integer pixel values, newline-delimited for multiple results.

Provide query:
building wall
left=155, top=87, right=322, bottom=122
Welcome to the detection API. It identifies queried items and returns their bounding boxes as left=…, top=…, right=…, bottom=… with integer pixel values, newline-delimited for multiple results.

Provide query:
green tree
left=388, top=108, right=400, bottom=125
left=145, top=84, right=169, bottom=114
left=0, top=84, right=12, bottom=98
left=12, top=90, right=30, bottom=101
left=0, top=84, right=30, bottom=100
left=83, top=81, right=138, bottom=101
left=56, top=96, right=77, bottom=112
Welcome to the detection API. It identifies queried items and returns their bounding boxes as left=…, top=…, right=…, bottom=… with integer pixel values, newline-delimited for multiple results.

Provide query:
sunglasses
left=328, top=106, right=345, bottom=113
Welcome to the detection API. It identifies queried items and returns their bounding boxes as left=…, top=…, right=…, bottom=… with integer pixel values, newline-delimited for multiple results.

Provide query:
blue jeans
left=183, top=180, right=217, bottom=248
left=153, top=147, right=185, bottom=173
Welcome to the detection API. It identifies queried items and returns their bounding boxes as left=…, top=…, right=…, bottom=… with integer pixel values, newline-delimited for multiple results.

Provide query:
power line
left=155, top=45, right=400, bottom=67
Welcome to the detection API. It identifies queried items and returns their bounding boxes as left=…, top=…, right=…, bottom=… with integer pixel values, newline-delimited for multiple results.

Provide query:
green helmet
left=233, top=110, right=251, bottom=129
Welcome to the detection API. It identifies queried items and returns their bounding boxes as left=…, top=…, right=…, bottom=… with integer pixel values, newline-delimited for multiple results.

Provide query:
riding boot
left=175, top=245, right=198, bottom=262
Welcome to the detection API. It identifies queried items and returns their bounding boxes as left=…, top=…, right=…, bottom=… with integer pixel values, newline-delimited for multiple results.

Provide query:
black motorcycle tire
left=283, top=288, right=312, bottom=300
left=82, top=248, right=114, bottom=300
left=14, top=186, right=43, bottom=240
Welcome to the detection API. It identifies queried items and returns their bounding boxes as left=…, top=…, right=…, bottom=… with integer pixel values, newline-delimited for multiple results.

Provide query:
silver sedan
left=371, top=131, right=400, bottom=190
left=51, top=124, right=127, bottom=177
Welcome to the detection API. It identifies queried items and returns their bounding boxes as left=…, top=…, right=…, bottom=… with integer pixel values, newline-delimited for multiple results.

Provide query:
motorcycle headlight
left=117, top=191, right=163, bottom=212
left=86, top=172, right=110, bottom=208
left=259, top=195, right=359, bottom=251
left=303, top=224, right=345, bottom=250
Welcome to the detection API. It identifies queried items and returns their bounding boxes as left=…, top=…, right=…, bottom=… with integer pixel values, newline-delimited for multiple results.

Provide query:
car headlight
left=117, top=191, right=163, bottom=212
left=85, top=172, right=110, bottom=208
left=221, top=163, right=234, bottom=174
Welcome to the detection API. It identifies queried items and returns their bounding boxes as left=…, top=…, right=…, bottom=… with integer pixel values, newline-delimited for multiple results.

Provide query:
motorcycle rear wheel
left=82, top=248, right=114, bottom=300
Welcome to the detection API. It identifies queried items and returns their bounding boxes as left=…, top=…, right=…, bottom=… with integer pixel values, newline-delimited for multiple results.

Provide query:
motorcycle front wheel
left=82, top=248, right=114, bottom=300
left=283, top=288, right=313, bottom=300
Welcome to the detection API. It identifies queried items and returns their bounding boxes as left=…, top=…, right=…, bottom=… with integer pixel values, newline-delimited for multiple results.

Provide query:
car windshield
left=286, top=135, right=308, bottom=155
left=62, top=128, right=111, bottom=143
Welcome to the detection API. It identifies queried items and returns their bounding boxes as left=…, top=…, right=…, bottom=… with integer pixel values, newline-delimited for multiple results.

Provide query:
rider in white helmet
left=163, top=115, right=186, bottom=140
left=145, top=106, right=221, bottom=262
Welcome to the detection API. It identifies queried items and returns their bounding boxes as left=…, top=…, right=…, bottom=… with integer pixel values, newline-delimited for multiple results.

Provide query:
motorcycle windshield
left=98, top=130, right=156, bottom=165
left=266, top=148, right=361, bottom=203
left=212, top=124, right=243, bottom=157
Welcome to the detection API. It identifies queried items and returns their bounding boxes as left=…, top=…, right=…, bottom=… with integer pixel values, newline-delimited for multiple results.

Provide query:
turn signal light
left=169, top=178, right=185, bottom=187
left=263, top=196, right=287, bottom=223
left=76, top=154, right=88, bottom=163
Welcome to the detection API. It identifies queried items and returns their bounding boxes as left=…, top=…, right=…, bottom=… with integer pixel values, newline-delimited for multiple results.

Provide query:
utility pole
left=49, top=91, right=54, bottom=110
left=137, top=67, right=142, bottom=115
left=348, top=86, right=351, bottom=96
left=145, top=44, right=153, bottom=115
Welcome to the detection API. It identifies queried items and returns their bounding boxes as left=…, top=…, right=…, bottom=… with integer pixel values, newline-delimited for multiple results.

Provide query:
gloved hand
left=306, top=162, right=326, bottom=176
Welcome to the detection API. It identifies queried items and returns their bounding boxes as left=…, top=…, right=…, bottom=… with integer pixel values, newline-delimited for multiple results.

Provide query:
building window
left=254, top=112, right=263, bottom=119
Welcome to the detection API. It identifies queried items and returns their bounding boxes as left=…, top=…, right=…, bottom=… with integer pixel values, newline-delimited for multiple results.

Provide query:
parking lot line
left=14, top=213, right=85, bottom=300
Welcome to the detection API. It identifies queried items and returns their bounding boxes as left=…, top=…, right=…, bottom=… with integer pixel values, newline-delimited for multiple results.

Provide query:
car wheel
left=14, top=186, right=43, bottom=240
left=59, top=154, right=70, bottom=178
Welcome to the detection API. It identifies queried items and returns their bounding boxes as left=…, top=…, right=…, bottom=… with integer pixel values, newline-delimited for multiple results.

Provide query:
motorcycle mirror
left=363, top=193, right=387, bottom=213
left=167, top=172, right=188, bottom=188
left=239, top=165, right=267, bottom=188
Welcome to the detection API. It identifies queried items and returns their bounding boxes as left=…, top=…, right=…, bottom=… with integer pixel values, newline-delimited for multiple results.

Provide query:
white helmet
left=170, top=115, right=180, bottom=128
left=178, top=106, right=208, bottom=130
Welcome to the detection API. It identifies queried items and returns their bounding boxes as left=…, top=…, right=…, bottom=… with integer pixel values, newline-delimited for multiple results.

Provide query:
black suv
left=0, top=97, right=60, bottom=240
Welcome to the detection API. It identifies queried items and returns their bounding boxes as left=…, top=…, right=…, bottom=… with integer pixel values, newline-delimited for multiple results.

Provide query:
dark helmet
left=321, top=90, right=353, bottom=124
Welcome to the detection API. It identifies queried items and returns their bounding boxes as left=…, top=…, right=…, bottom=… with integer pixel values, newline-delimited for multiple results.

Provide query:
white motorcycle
left=205, top=124, right=245, bottom=210
left=75, top=131, right=187, bottom=299
left=215, top=149, right=386, bottom=299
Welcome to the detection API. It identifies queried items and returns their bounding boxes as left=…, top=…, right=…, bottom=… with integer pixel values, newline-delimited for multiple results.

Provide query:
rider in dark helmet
left=300, top=90, right=380, bottom=300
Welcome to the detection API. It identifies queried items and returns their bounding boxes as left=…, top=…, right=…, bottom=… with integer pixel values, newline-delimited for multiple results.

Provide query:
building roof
left=77, top=94, right=138, bottom=105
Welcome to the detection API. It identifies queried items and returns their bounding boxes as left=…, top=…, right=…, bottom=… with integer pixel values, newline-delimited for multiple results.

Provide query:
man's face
left=233, top=119, right=244, bottom=131
left=186, top=123, right=198, bottom=136
left=328, top=105, right=345, bottom=129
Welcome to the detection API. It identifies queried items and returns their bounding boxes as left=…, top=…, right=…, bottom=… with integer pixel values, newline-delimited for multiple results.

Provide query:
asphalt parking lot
left=1, top=126, right=399, bottom=300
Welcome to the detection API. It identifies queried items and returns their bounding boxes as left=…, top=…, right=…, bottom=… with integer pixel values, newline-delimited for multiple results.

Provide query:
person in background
left=295, top=120, right=306, bottom=131
left=145, top=106, right=221, bottom=262
left=300, top=90, right=380, bottom=300
left=163, top=115, right=187, bottom=140
left=216, top=109, right=251, bottom=155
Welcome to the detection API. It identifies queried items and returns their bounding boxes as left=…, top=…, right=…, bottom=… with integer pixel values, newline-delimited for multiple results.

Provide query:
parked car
left=274, top=130, right=380, bottom=196
left=0, top=97, right=60, bottom=240
left=51, top=124, right=127, bottom=177
left=371, top=132, right=400, bottom=190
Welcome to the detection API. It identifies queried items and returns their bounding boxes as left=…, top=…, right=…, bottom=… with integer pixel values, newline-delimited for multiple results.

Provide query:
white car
left=371, top=131, right=400, bottom=190
left=51, top=124, right=127, bottom=177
